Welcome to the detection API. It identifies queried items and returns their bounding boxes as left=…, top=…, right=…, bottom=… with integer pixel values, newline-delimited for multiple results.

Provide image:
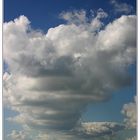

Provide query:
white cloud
left=33, top=122, right=125, bottom=140
left=110, top=0, right=133, bottom=14
left=7, top=130, right=30, bottom=140
left=60, top=9, right=87, bottom=24
left=122, top=96, right=137, bottom=129
left=73, top=122, right=124, bottom=138
left=60, top=8, right=108, bottom=32
left=3, top=9, right=136, bottom=139
left=35, top=133, right=49, bottom=140
left=127, top=136, right=136, bottom=140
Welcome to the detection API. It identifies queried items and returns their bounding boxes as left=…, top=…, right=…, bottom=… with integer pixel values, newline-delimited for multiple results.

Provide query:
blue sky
left=3, top=0, right=136, bottom=140
left=4, top=0, right=136, bottom=30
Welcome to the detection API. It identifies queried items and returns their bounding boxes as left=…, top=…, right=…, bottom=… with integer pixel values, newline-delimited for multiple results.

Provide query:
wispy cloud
left=110, top=0, right=133, bottom=14
left=7, top=130, right=31, bottom=140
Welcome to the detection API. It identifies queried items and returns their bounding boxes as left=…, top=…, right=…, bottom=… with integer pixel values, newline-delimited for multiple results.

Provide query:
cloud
left=32, top=122, right=125, bottom=140
left=60, top=8, right=108, bottom=31
left=35, top=132, right=81, bottom=140
left=122, top=96, right=137, bottom=129
left=127, top=136, right=136, bottom=140
left=3, top=9, right=136, bottom=139
left=7, top=128, right=135, bottom=140
left=73, top=122, right=125, bottom=138
left=110, top=0, right=133, bottom=14
left=7, top=130, right=31, bottom=140
left=35, top=133, right=49, bottom=140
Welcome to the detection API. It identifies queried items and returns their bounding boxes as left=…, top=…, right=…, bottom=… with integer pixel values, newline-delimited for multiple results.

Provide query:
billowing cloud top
left=122, top=96, right=137, bottom=129
left=3, top=9, right=136, bottom=135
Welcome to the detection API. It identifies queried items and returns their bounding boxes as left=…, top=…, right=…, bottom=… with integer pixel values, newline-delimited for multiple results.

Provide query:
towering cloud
left=3, top=9, right=136, bottom=139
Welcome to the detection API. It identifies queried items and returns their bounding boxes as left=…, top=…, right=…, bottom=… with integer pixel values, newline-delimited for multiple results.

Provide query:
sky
left=3, top=0, right=137, bottom=140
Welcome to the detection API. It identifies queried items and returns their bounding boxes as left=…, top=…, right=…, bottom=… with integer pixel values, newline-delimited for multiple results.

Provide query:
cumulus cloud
left=122, top=96, right=137, bottom=129
left=3, top=8, right=136, bottom=139
left=110, top=0, right=133, bottom=14
left=73, top=122, right=125, bottom=137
